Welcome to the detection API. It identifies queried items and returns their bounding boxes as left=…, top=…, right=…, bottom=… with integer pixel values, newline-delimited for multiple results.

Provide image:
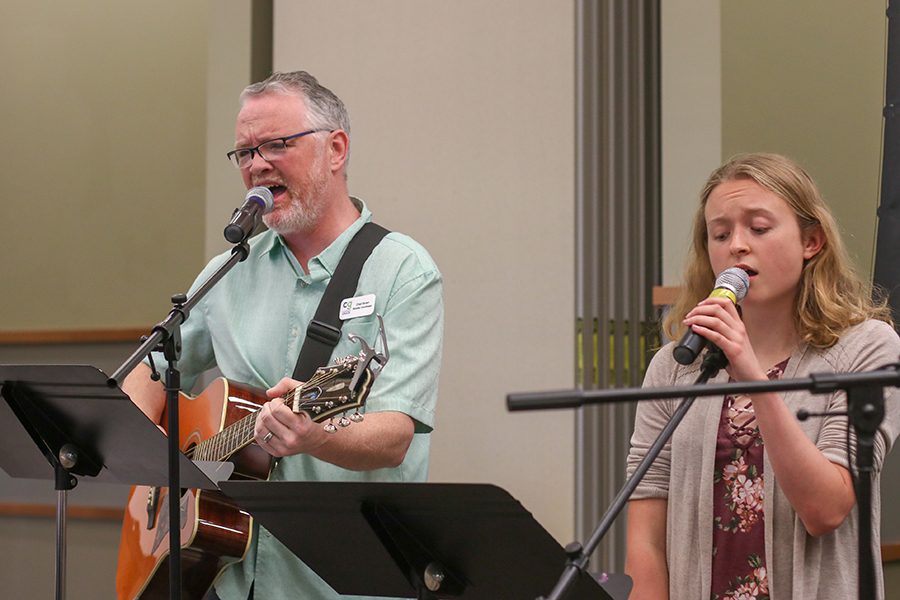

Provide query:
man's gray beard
left=263, top=187, right=327, bottom=234
left=263, top=152, right=330, bottom=235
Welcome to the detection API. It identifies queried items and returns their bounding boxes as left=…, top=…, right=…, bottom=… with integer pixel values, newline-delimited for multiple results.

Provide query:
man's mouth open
left=263, top=184, right=288, bottom=202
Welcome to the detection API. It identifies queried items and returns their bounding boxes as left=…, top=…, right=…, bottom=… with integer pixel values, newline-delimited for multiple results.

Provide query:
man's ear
left=327, top=130, right=349, bottom=174
left=803, top=224, right=825, bottom=260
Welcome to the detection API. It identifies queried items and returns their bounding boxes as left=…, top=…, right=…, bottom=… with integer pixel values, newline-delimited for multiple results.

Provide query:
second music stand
left=219, top=480, right=616, bottom=599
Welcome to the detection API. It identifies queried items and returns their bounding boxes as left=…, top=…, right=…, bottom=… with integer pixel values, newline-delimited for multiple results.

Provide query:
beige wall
left=1, top=515, right=121, bottom=598
left=0, top=1, right=209, bottom=596
left=205, top=0, right=271, bottom=259
left=0, top=0, right=208, bottom=331
left=660, top=0, right=722, bottom=285
left=662, top=0, right=886, bottom=281
left=722, top=1, right=886, bottom=275
left=271, top=0, right=578, bottom=543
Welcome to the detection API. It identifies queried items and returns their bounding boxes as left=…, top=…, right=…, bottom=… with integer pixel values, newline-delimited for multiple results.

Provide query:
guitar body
left=115, top=344, right=380, bottom=600
left=116, top=378, right=273, bottom=600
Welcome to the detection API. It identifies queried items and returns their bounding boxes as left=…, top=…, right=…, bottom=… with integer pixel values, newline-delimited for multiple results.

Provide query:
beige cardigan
left=627, top=319, right=900, bottom=600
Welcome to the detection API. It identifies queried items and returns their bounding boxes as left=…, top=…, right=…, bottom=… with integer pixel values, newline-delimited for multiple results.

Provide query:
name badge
left=340, top=293, right=376, bottom=320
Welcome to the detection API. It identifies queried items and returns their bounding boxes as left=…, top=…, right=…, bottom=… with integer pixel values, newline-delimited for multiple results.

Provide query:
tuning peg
left=350, top=411, right=364, bottom=423
left=323, top=420, right=337, bottom=434
left=338, top=416, right=351, bottom=427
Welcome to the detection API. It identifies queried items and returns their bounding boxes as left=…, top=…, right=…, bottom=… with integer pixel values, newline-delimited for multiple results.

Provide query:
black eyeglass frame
left=226, top=129, right=331, bottom=168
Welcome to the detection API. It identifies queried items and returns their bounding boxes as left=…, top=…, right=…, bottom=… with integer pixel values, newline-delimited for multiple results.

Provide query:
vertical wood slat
left=575, top=0, right=661, bottom=575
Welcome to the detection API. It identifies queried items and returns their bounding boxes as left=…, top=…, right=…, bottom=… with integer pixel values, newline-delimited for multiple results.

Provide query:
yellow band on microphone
left=709, top=287, right=738, bottom=304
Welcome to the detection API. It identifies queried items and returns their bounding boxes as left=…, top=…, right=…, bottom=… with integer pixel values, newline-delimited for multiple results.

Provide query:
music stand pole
left=53, top=445, right=78, bottom=600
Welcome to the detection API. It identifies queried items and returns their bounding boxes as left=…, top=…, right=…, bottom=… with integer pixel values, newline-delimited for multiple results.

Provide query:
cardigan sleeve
left=815, top=319, right=900, bottom=473
left=627, top=343, right=687, bottom=499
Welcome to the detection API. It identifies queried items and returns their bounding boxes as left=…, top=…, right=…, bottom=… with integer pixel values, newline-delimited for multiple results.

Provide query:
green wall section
left=721, top=1, right=887, bottom=276
left=0, top=0, right=208, bottom=331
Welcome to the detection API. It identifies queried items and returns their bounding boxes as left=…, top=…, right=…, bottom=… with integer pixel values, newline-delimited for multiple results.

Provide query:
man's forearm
left=122, top=362, right=167, bottom=424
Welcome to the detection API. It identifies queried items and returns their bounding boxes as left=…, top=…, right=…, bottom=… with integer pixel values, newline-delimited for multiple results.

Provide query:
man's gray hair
left=240, top=71, right=351, bottom=136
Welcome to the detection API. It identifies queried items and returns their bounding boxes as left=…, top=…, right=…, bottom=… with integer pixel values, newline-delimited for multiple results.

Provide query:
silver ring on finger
left=263, top=431, right=274, bottom=443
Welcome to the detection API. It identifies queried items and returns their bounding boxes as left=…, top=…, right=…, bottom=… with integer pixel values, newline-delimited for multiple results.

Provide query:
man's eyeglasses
left=226, top=129, right=330, bottom=168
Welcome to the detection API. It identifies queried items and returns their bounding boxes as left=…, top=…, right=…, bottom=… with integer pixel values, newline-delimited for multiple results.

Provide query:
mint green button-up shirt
left=161, top=199, right=443, bottom=599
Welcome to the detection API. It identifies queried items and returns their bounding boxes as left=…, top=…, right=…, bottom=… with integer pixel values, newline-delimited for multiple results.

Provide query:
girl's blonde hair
left=663, top=153, right=892, bottom=348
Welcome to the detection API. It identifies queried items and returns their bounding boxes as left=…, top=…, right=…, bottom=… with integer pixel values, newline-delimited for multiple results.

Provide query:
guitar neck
left=192, top=409, right=260, bottom=462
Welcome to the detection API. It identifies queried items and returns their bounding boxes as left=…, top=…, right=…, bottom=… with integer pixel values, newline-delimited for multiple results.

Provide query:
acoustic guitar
left=115, top=352, right=377, bottom=600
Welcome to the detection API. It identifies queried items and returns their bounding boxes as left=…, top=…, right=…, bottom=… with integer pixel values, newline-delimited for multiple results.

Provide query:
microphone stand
left=109, top=240, right=251, bottom=600
left=852, top=385, right=883, bottom=600
left=508, top=358, right=900, bottom=600
left=534, top=345, right=729, bottom=600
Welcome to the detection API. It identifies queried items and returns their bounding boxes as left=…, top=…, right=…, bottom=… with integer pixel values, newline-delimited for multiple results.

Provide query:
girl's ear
left=802, top=224, right=825, bottom=260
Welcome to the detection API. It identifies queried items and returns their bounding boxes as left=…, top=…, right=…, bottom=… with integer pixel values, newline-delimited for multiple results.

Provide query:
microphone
left=223, top=186, right=275, bottom=243
left=672, top=267, right=750, bottom=365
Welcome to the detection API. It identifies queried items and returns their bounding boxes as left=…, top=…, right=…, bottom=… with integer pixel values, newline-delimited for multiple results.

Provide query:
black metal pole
left=508, top=367, right=900, bottom=411
left=51, top=444, right=79, bottom=600
left=874, top=0, right=900, bottom=326
left=163, top=329, right=183, bottom=600
left=53, top=460, right=74, bottom=600
left=847, top=384, right=884, bottom=600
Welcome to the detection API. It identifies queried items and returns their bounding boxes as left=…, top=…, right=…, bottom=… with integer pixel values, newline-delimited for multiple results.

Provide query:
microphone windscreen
left=714, top=267, right=750, bottom=302
left=246, top=186, right=275, bottom=213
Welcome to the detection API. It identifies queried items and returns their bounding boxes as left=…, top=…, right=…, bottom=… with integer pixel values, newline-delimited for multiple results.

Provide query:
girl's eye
left=751, top=227, right=770, bottom=234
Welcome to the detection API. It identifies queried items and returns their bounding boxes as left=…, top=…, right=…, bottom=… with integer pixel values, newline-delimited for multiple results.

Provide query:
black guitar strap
left=291, top=222, right=390, bottom=381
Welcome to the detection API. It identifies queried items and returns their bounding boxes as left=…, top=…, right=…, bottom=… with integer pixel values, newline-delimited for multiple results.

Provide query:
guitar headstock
left=282, top=356, right=374, bottom=432
left=283, top=314, right=390, bottom=433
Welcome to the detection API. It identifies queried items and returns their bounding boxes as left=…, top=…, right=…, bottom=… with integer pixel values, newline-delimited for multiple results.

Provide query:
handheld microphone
left=672, top=267, right=750, bottom=365
left=223, top=186, right=275, bottom=244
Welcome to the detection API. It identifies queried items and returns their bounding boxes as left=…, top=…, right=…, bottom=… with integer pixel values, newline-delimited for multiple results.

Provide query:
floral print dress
left=710, top=358, right=788, bottom=600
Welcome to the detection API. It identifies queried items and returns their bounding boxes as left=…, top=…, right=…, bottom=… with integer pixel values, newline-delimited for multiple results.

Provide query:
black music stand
left=219, top=481, right=621, bottom=599
left=0, top=364, right=219, bottom=600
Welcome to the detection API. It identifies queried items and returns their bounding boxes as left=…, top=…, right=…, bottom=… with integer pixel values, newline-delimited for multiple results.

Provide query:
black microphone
left=223, top=186, right=275, bottom=243
left=672, top=267, right=750, bottom=365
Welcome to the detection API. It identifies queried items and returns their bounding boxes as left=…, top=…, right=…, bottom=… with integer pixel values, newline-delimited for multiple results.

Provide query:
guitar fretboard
left=189, top=410, right=259, bottom=462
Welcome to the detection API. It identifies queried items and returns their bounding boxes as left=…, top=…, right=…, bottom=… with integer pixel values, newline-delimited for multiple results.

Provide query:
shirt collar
left=311, top=197, right=372, bottom=277
left=259, top=197, right=373, bottom=280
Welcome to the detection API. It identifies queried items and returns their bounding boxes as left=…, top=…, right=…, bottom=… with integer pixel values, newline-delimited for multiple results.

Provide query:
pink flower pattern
left=710, top=359, right=787, bottom=600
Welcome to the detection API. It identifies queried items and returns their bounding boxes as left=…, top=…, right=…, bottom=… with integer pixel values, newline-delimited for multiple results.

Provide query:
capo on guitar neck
left=347, top=314, right=390, bottom=393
